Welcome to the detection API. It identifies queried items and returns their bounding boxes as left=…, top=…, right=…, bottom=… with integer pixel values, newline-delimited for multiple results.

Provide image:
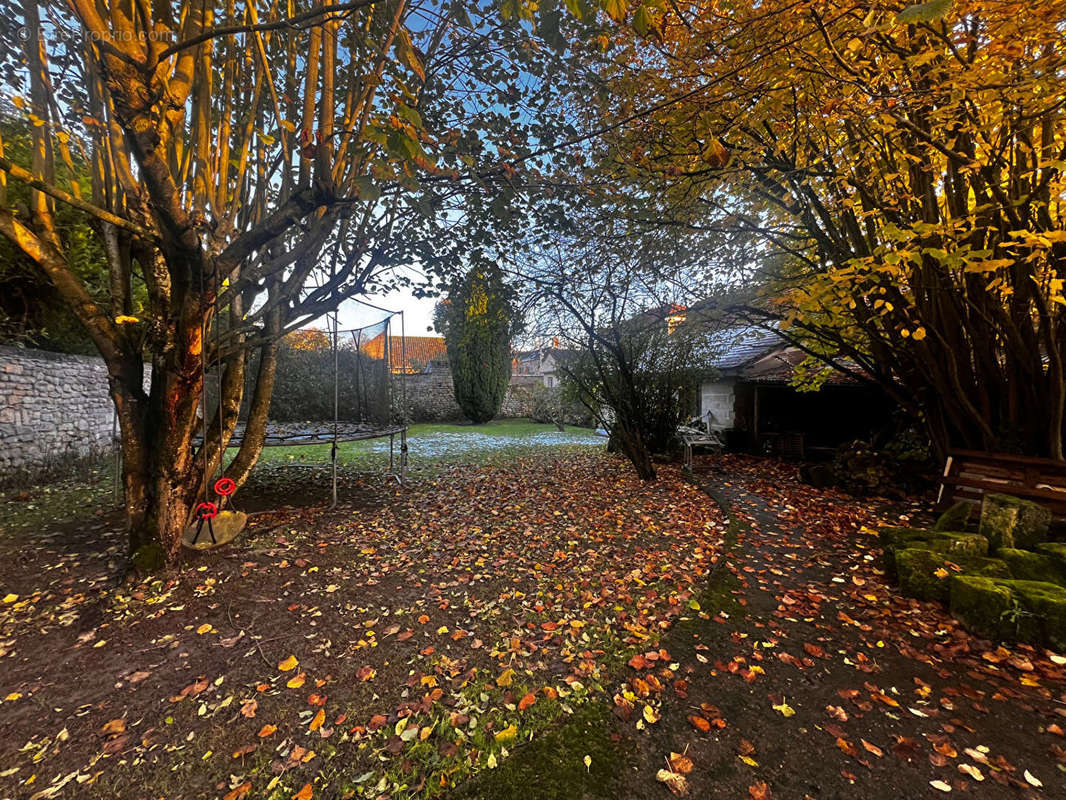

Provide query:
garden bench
left=937, top=449, right=1066, bottom=516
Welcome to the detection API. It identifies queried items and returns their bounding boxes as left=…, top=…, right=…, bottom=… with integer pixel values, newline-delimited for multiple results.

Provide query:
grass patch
left=451, top=703, right=625, bottom=800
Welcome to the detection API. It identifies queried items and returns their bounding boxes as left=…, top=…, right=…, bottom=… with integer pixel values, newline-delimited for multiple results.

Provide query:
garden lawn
left=0, top=450, right=722, bottom=800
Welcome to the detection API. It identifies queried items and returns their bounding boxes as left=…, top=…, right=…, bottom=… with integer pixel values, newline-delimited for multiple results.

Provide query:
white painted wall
left=700, top=379, right=736, bottom=429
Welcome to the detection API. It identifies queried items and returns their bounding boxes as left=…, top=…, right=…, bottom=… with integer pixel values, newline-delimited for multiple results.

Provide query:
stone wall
left=0, top=346, right=546, bottom=481
left=393, top=369, right=538, bottom=422
left=0, top=346, right=118, bottom=480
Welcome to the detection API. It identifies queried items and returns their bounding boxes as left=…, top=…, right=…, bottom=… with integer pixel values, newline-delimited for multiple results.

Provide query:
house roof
left=362, top=334, right=447, bottom=373
left=707, top=325, right=785, bottom=372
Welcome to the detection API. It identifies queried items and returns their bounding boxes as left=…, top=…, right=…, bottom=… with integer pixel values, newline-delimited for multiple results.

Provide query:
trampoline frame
left=178, top=303, right=410, bottom=508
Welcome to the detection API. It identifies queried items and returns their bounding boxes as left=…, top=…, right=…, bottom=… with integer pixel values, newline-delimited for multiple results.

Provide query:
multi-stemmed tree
left=0, top=0, right=589, bottom=564
left=595, top=0, right=1066, bottom=460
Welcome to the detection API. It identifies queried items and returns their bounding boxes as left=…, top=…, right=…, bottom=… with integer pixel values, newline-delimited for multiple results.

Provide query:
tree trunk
left=112, top=331, right=207, bottom=567
left=612, top=424, right=657, bottom=481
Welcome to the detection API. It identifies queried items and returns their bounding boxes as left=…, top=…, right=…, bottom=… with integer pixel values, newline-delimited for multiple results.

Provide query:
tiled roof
left=706, top=325, right=785, bottom=371
left=362, top=334, right=447, bottom=373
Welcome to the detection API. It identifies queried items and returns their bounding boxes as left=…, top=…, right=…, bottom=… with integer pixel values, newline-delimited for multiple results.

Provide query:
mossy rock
left=949, top=576, right=1016, bottom=642
left=934, top=500, right=974, bottom=532
left=1005, top=580, right=1066, bottom=652
left=998, top=548, right=1066, bottom=587
left=949, top=576, right=1066, bottom=649
left=897, top=548, right=1010, bottom=604
left=880, top=527, right=989, bottom=579
left=979, top=493, right=1051, bottom=551
left=1036, top=542, right=1066, bottom=567
left=878, top=526, right=930, bottom=548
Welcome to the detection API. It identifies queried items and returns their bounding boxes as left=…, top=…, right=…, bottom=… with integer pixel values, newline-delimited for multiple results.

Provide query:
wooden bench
left=938, top=449, right=1066, bottom=515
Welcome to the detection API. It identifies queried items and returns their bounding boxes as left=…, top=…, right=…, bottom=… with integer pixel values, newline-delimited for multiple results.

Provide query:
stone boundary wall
left=0, top=346, right=119, bottom=480
left=393, top=370, right=539, bottom=422
left=0, top=346, right=547, bottom=480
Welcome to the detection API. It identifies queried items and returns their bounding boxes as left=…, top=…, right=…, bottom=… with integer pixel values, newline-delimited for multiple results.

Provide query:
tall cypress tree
left=436, top=265, right=517, bottom=424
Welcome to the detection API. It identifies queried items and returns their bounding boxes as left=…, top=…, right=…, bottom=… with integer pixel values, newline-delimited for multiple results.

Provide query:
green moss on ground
left=979, top=493, right=1051, bottom=551
left=451, top=704, right=626, bottom=800
left=997, top=548, right=1066, bottom=587
left=131, top=542, right=166, bottom=573
left=896, top=548, right=1010, bottom=603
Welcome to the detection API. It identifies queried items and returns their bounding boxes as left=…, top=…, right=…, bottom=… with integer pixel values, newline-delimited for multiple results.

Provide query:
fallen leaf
left=258, top=724, right=277, bottom=738
left=861, top=739, right=883, bottom=758
left=518, top=692, right=537, bottom=711
left=223, top=783, right=252, bottom=800
left=292, top=783, right=312, bottom=800
left=689, top=715, right=711, bottom=732
left=101, top=719, right=126, bottom=736
left=772, top=700, right=795, bottom=717
left=278, top=655, right=299, bottom=671
left=656, top=768, right=689, bottom=796
left=669, top=752, right=694, bottom=774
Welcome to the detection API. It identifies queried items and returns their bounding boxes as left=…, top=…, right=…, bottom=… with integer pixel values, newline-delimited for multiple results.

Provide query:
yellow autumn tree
left=597, top=0, right=1066, bottom=458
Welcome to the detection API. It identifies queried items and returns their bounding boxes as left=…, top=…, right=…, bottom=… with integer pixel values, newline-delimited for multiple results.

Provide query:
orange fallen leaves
left=257, top=724, right=277, bottom=738
left=278, top=655, right=298, bottom=671
left=222, top=782, right=252, bottom=800
left=518, top=692, right=538, bottom=711
left=292, top=783, right=313, bottom=800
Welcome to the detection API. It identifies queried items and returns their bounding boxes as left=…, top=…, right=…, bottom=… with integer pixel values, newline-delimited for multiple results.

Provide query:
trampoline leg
left=330, top=442, right=338, bottom=509
left=389, top=433, right=395, bottom=474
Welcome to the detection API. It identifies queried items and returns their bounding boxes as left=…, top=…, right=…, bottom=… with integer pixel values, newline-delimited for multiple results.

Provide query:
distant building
left=511, top=343, right=577, bottom=388
left=698, top=325, right=894, bottom=458
left=361, top=334, right=448, bottom=375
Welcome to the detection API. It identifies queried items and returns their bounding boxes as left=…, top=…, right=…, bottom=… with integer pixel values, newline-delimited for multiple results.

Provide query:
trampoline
left=195, top=301, right=410, bottom=508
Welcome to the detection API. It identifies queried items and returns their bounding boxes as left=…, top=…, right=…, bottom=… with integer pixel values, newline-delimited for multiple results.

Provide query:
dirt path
left=460, top=456, right=1066, bottom=799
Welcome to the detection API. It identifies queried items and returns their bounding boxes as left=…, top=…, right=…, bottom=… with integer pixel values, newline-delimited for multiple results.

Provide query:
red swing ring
left=213, top=477, right=236, bottom=497
left=195, top=501, right=218, bottom=520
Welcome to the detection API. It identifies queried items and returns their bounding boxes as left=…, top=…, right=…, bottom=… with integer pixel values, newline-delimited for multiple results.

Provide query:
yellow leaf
left=495, top=724, right=517, bottom=743
left=278, top=655, right=299, bottom=671
left=196, top=623, right=212, bottom=635
left=912, top=327, right=927, bottom=341
left=772, top=700, right=796, bottom=717
left=287, top=672, right=306, bottom=689
left=643, top=704, right=660, bottom=724
left=496, top=668, right=515, bottom=687
left=114, top=315, right=140, bottom=324
left=3, top=593, right=18, bottom=603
